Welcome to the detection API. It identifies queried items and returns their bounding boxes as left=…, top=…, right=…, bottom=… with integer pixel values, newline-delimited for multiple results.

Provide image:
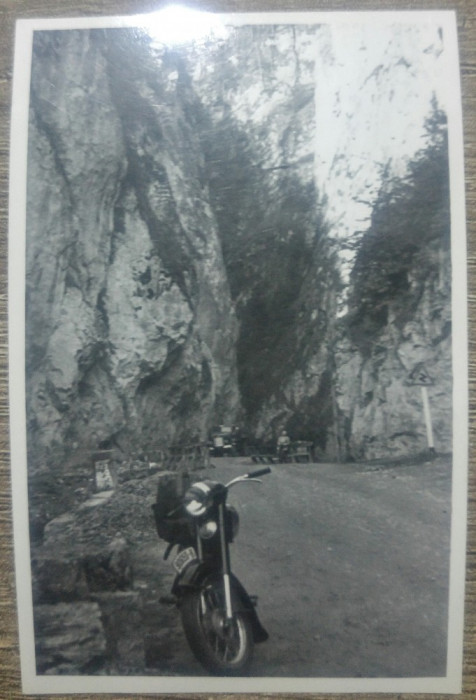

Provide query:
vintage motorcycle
left=152, top=466, right=271, bottom=675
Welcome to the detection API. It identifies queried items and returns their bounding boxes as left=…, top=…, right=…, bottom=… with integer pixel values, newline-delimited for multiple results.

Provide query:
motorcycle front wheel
left=181, top=579, right=253, bottom=675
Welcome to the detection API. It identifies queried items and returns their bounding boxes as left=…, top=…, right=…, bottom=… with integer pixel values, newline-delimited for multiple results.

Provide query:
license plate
left=172, top=546, right=197, bottom=574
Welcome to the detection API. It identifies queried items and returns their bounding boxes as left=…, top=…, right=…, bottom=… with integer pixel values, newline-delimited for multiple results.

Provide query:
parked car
left=209, top=426, right=234, bottom=457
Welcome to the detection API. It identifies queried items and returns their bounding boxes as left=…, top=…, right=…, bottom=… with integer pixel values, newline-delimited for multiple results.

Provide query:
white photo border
left=8, top=8, right=467, bottom=695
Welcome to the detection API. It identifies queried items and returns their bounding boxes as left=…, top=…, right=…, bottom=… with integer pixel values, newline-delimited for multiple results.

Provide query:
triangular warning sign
left=407, top=363, right=434, bottom=386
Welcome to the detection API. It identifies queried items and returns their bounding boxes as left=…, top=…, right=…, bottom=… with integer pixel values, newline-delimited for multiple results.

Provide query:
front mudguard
left=173, top=560, right=268, bottom=644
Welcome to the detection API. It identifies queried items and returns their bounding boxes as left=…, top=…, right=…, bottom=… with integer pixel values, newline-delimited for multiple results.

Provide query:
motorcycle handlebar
left=246, top=467, right=272, bottom=479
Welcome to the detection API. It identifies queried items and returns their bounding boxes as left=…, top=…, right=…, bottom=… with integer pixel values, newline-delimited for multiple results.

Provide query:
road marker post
left=420, top=385, right=435, bottom=452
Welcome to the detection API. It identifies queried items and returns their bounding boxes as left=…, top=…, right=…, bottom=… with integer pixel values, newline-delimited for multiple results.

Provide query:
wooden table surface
left=0, top=0, right=474, bottom=697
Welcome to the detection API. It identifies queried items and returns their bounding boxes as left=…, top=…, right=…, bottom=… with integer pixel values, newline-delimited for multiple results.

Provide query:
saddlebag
left=152, top=471, right=191, bottom=545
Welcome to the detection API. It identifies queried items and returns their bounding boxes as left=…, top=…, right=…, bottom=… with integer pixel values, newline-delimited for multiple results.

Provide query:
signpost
left=407, top=363, right=435, bottom=454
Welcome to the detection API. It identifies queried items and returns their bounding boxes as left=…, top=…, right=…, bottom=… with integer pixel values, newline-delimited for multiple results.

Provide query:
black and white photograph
left=8, top=7, right=467, bottom=694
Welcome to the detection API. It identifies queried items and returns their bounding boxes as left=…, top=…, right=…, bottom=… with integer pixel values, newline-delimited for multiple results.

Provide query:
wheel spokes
left=199, top=587, right=244, bottom=664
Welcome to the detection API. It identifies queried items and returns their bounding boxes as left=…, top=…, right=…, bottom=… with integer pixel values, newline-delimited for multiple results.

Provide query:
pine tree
left=347, top=98, right=450, bottom=353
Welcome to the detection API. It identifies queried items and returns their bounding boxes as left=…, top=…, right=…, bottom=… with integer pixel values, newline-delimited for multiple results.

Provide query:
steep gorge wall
left=26, top=29, right=240, bottom=468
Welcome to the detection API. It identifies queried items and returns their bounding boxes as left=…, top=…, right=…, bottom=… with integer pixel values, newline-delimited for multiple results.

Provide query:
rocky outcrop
left=31, top=484, right=141, bottom=673
left=32, top=511, right=133, bottom=604
left=26, top=20, right=452, bottom=468
left=34, top=602, right=108, bottom=674
left=335, top=267, right=452, bottom=460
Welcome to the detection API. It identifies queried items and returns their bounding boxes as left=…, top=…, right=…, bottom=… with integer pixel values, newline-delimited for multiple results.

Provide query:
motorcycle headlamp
left=198, top=520, right=218, bottom=539
left=184, top=481, right=213, bottom=517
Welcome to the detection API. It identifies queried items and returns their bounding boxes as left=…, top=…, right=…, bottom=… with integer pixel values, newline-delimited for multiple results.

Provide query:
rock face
left=34, top=602, right=108, bottom=674
left=27, top=29, right=239, bottom=466
left=26, top=19, right=452, bottom=470
left=31, top=489, right=140, bottom=673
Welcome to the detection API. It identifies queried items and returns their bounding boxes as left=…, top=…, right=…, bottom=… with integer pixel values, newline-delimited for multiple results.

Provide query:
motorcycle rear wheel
left=181, top=579, right=253, bottom=675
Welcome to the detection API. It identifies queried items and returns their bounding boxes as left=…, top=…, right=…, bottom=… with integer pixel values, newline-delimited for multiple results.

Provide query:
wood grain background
left=0, top=0, right=474, bottom=697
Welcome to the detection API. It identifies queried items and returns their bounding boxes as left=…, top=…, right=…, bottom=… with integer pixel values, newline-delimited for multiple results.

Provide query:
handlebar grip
left=247, top=467, right=272, bottom=479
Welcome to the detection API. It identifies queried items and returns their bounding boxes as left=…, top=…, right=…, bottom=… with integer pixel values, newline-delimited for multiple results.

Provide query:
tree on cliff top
left=347, top=98, right=450, bottom=354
